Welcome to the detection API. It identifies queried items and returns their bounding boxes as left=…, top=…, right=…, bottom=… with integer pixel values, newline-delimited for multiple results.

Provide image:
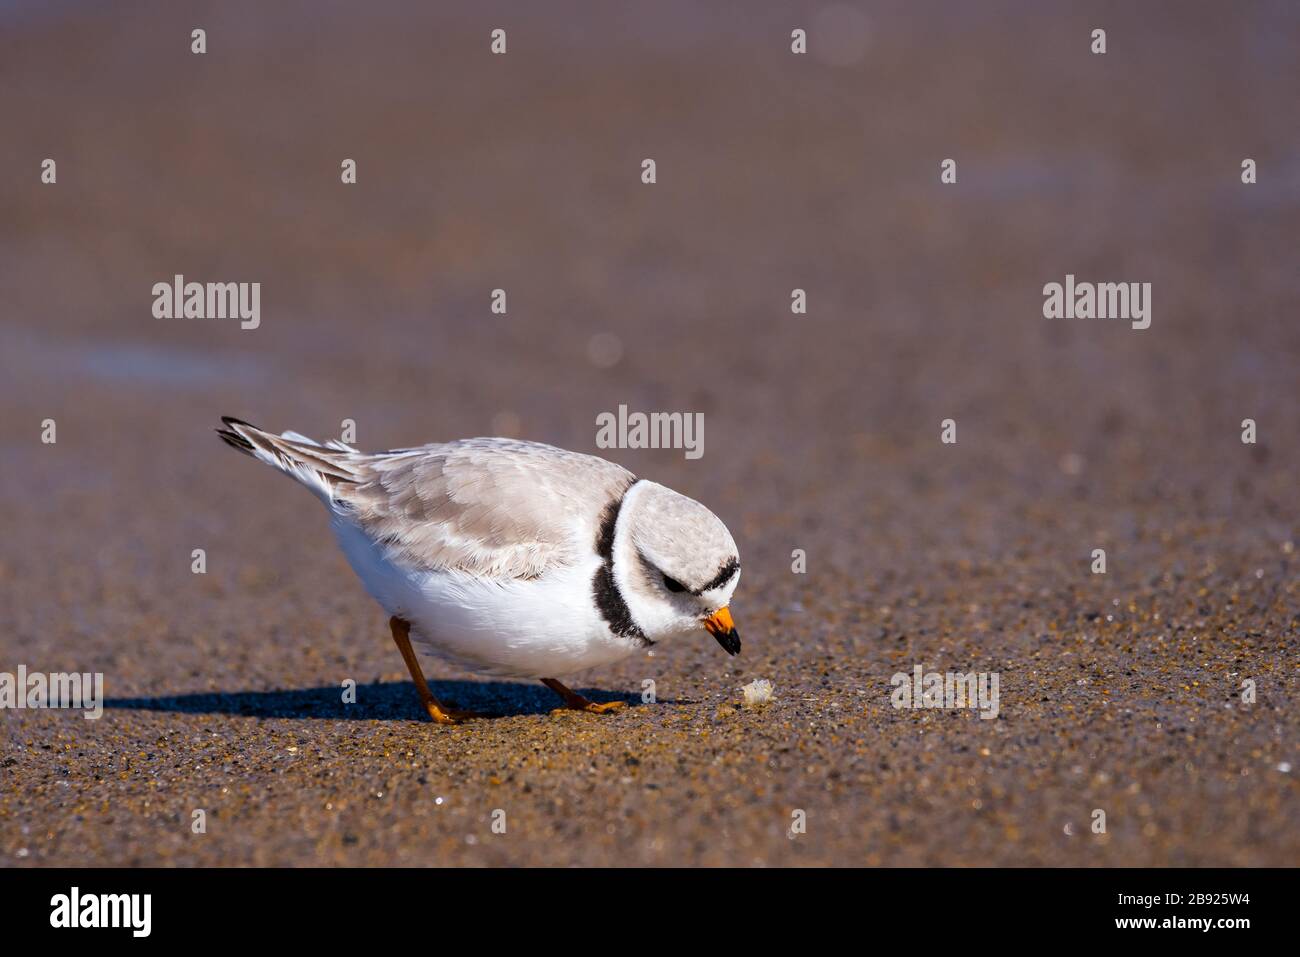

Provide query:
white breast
left=330, top=517, right=641, bottom=679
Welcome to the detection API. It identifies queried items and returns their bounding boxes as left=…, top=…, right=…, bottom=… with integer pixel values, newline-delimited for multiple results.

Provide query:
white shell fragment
left=742, top=679, right=774, bottom=707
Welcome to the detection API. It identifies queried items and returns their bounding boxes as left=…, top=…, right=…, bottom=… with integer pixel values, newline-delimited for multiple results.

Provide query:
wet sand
left=0, top=1, right=1296, bottom=866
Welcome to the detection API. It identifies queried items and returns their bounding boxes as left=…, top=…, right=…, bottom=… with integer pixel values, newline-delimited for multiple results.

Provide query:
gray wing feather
left=341, top=439, right=635, bottom=580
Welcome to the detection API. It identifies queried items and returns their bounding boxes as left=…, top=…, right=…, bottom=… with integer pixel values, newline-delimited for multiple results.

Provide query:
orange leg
left=389, top=616, right=485, bottom=724
left=541, top=677, right=627, bottom=715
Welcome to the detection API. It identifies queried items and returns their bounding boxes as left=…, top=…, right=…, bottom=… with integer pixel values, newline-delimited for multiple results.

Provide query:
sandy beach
left=0, top=0, right=1296, bottom=866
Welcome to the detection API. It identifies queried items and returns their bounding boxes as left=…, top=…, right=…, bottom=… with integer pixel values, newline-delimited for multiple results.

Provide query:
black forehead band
left=693, top=557, right=740, bottom=595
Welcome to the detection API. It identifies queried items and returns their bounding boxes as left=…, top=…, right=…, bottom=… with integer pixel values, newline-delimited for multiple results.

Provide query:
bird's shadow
left=106, top=680, right=668, bottom=721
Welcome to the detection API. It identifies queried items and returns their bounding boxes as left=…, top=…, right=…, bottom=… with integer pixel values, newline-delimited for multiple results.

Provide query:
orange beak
left=703, top=607, right=741, bottom=656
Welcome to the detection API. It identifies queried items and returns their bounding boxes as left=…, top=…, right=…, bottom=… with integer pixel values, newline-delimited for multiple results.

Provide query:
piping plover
left=216, top=418, right=742, bottom=723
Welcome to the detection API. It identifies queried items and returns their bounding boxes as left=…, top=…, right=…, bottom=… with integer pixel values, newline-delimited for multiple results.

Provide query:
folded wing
left=344, top=438, right=635, bottom=580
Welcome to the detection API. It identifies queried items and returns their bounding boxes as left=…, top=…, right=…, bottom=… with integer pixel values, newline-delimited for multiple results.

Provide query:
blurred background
left=0, top=1, right=1296, bottom=866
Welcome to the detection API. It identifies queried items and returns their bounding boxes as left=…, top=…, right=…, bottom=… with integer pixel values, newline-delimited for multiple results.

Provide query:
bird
left=215, top=417, right=742, bottom=724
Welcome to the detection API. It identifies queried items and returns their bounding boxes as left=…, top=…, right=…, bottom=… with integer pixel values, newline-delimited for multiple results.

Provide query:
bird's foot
left=550, top=699, right=627, bottom=716
left=541, top=677, right=627, bottom=715
left=424, top=699, right=490, bottom=724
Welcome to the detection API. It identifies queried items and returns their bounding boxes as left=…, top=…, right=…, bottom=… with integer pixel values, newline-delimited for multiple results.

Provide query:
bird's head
left=612, top=481, right=742, bottom=655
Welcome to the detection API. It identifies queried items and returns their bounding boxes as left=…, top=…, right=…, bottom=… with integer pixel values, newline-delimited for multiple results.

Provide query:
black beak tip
left=715, top=629, right=741, bottom=656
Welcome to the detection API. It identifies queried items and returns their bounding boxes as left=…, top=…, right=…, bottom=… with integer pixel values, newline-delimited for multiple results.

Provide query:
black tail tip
left=216, top=430, right=252, bottom=451
left=216, top=418, right=255, bottom=453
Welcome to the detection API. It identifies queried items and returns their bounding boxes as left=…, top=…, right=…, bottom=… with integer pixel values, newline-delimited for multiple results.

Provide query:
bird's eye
left=662, top=573, right=686, bottom=593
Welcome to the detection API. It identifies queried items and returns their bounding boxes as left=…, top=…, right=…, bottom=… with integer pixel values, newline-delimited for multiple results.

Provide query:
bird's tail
left=216, top=416, right=363, bottom=502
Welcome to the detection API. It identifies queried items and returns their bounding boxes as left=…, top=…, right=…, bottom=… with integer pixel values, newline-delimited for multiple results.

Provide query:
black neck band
left=592, top=481, right=650, bottom=646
